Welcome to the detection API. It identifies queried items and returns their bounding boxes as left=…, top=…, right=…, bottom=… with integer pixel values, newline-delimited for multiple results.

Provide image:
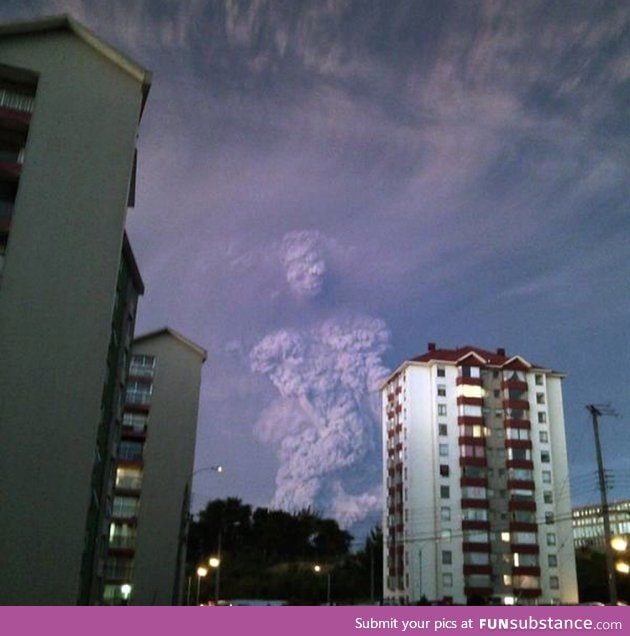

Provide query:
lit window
left=457, top=385, right=485, bottom=399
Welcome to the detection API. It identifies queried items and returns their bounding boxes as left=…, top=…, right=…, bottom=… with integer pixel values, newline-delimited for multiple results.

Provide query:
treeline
left=186, top=498, right=382, bottom=605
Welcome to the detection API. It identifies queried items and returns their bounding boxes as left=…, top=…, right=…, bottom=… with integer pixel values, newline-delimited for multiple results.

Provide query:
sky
left=3, top=0, right=628, bottom=540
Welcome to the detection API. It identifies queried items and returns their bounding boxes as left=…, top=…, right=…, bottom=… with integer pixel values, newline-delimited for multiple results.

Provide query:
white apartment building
left=382, top=343, right=578, bottom=605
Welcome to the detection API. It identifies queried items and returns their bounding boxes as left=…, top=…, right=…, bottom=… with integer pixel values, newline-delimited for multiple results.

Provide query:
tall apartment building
left=0, top=16, right=151, bottom=604
left=381, top=343, right=578, bottom=605
left=573, top=500, right=630, bottom=551
left=104, top=328, right=207, bottom=606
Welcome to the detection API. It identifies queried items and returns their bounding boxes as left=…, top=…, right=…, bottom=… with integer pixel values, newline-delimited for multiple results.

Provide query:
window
left=509, top=468, right=533, bottom=481
left=460, top=445, right=485, bottom=459
left=507, top=447, right=531, bottom=461
left=495, top=409, right=503, bottom=418
left=440, top=464, right=450, bottom=477
left=122, top=411, right=148, bottom=433
left=443, top=573, right=453, bottom=587
left=437, top=367, right=446, bottom=377
left=547, top=533, right=556, bottom=546
left=125, top=380, right=152, bottom=405
left=129, top=354, right=156, bottom=378
left=539, top=430, right=549, bottom=443
left=439, top=424, right=448, bottom=436
left=462, top=486, right=487, bottom=499
left=535, top=374, right=543, bottom=386
left=541, top=451, right=550, bottom=463
left=514, top=553, right=538, bottom=567
left=512, top=532, right=537, bottom=545
left=512, top=510, right=536, bottom=524
left=118, top=441, right=143, bottom=462
left=548, top=554, right=558, bottom=568
left=544, top=491, right=553, bottom=504
left=438, top=404, right=447, bottom=416
left=536, top=392, right=545, bottom=405
left=493, top=390, right=500, bottom=398
left=503, top=574, right=513, bottom=586
left=460, top=366, right=480, bottom=378
left=538, top=412, right=547, bottom=424
left=513, top=575, right=540, bottom=590
left=437, top=384, right=446, bottom=397
left=439, top=444, right=449, bottom=457
left=506, top=428, right=530, bottom=441
left=441, top=529, right=452, bottom=541
left=459, top=404, right=482, bottom=417
left=542, top=470, right=552, bottom=484
left=440, top=506, right=451, bottom=521
left=459, top=424, right=485, bottom=438
left=442, top=550, right=452, bottom=565
left=115, top=467, right=142, bottom=490
left=440, top=486, right=450, bottom=499
left=109, top=522, right=137, bottom=549
left=464, top=552, right=489, bottom=566
left=464, top=530, right=489, bottom=543
left=112, top=496, right=139, bottom=519
left=462, top=508, right=488, bottom=521
left=550, top=576, right=559, bottom=590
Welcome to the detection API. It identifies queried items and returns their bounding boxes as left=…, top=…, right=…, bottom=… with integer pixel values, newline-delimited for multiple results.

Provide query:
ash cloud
left=280, top=230, right=328, bottom=299
left=250, top=316, right=390, bottom=528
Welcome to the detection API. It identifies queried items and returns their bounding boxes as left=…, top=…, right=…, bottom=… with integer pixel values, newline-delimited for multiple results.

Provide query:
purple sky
left=4, top=1, right=629, bottom=538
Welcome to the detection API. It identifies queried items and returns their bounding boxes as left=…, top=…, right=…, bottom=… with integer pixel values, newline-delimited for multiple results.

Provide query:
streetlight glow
left=208, top=557, right=220, bottom=568
left=196, top=566, right=208, bottom=577
left=615, top=561, right=630, bottom=575
left=611, top=536, right=628, bottom=553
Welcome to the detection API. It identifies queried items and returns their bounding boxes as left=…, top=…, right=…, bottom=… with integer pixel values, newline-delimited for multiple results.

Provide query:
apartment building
left=0, top=15, right=150, bottom=604
left=382, top=343, right=578, bottom=605
left=573, top=500, right=630, bottom=551
left=103, top=328, right=207, bottom=606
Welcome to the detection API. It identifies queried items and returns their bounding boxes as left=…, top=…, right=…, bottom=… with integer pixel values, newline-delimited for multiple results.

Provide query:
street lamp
left=313, top=564, right=331, bottom=605
left=120, top=583, right=132, bottom=606
left=208, top=556, right=221, bottom=604
left=196, top=566, right=208, bottom=605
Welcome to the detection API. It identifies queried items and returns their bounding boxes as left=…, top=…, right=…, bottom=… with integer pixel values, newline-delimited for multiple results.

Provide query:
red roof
left=412, top=345, right=510, bottom=365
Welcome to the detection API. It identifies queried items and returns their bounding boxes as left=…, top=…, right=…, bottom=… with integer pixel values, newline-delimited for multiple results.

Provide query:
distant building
left=0, top=15, right=150, bottom=604
left=103, top=328, right=207, bottom=606
left=573, top=500, right=630, bottom=550
left=381, top=343, right=578, bottom=605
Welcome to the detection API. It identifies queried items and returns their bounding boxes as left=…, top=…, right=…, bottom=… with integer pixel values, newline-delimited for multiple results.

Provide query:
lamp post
left=209, top=556, right=221, bottom=604
left=314, top=564, right=331, bottom=605
left=196, top=566, right=208, bottom=605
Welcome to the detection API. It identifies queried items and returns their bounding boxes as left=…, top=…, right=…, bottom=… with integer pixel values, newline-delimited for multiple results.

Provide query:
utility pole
left=586, top=404, right=618, bottom=606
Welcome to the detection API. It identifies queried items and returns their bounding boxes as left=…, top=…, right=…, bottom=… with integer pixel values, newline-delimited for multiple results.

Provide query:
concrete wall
left=129, top=333, right=204, bottom=605
left=0, top=30, right=144, bottom=604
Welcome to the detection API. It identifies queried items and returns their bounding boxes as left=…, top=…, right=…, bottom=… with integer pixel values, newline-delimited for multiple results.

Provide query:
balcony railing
left=0, top=89, right=35, bottom=113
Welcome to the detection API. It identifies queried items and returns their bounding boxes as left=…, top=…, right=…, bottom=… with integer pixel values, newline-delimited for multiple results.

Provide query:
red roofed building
left=381, top=343, right=577, bottom=605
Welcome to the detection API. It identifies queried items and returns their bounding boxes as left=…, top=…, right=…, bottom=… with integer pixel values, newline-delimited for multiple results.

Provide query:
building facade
left=0, top=16, right=150, bottom=604
left=382, top=344, right=578, bottom=605
left=573, top=500, right=630, bottom=551
left=103, top=328, right=207, bottom=606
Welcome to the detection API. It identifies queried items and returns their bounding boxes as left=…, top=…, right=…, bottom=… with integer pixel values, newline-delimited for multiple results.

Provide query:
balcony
left=0, top=88, right=35, bottom=114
